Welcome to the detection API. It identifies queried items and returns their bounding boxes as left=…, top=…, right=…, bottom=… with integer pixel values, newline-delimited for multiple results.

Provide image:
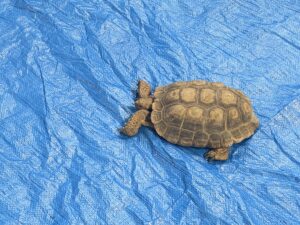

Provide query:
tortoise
left=121, top=80, right=259, bottom=161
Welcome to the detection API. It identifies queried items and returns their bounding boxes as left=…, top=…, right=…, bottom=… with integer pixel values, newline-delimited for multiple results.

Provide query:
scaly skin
left=122, top=80, right=154, bottom=136
left=121, top=110, right=150, bottom=136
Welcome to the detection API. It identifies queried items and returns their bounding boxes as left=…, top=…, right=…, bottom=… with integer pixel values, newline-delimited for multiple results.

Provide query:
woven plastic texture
left=1, top=0, right=300, bottom=224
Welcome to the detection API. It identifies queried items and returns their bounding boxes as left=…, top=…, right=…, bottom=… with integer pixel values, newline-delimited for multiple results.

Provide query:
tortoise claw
left=204, top=151, right=214, bottom=162
left=204, top=148, right=230, bottom=161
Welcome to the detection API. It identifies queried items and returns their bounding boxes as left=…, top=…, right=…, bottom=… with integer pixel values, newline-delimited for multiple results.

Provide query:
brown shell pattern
left=151, top=81, right=259, bottom=148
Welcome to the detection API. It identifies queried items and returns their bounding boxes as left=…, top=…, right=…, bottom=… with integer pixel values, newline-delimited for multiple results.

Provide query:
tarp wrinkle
left=1, top=0, right=300, bottom=224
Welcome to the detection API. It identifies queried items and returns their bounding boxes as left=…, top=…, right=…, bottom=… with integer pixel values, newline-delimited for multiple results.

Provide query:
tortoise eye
left=168, top=115, right=175, bottom=121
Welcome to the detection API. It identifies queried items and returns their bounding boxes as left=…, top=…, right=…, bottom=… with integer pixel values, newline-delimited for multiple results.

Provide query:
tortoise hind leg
left=121, top=110, right=151, bottom=136
left=204, top=147, right=230, bottom=161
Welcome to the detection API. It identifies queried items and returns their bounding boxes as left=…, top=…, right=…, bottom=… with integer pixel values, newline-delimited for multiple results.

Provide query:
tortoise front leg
left=204, top=147, right=230, bottom=161
left=121, top=110, right=151, bottom=136
left=135, top=80, right=153, bottom=110
left=138, top=80, right=151, bottom=98
left=142, top=114, right=154, bottom=128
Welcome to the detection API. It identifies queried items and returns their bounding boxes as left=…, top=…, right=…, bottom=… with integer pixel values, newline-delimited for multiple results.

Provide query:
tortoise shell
left=150, top=81, right=259, bottom=148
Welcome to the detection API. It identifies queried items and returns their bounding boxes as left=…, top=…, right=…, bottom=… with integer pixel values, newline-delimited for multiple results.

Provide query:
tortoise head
left=135, top=97, right=153, bottom=110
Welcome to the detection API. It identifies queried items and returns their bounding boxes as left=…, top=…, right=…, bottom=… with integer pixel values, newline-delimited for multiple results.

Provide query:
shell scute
left=164, top=89, right=180, bottom=104
left=178, top=129, right=194, bottom=146
left=152, top=100, right=163, bottom=111
left=227, top=107, right=242, bottom=129
left=199, top=88, right=216, bottom=105
left=220, top=89, right=238, bottom=106
left=155, top=121, right=167, bottom=136
left=194, top=132, right=209, bottom=147
left=240, top=100, right=252, bottom=122
left=182, top=107, right=204, bottom=131
left=164, top=126, right=180, bottom=144
left=206, top=107, right=225, bottom=133
left=151, top=111, right=161, bottom=124
left=180, top=88, right=197, bottom=103
left=191, top=80, right=207, bottom=86
left=208, top=134, right=222, bottom=148
left=164, top=105, right=186, bottom=127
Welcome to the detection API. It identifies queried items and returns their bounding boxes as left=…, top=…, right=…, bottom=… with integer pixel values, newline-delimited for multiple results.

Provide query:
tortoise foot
left=204, top=147, right=229, bottom=161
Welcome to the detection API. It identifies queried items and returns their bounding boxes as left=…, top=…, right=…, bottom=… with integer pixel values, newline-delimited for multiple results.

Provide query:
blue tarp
left=1, top=0, right=300, bottom=224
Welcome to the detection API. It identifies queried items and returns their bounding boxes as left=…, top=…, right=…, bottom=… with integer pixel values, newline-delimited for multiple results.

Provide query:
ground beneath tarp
left=1, top=0, right=300, bottom=224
